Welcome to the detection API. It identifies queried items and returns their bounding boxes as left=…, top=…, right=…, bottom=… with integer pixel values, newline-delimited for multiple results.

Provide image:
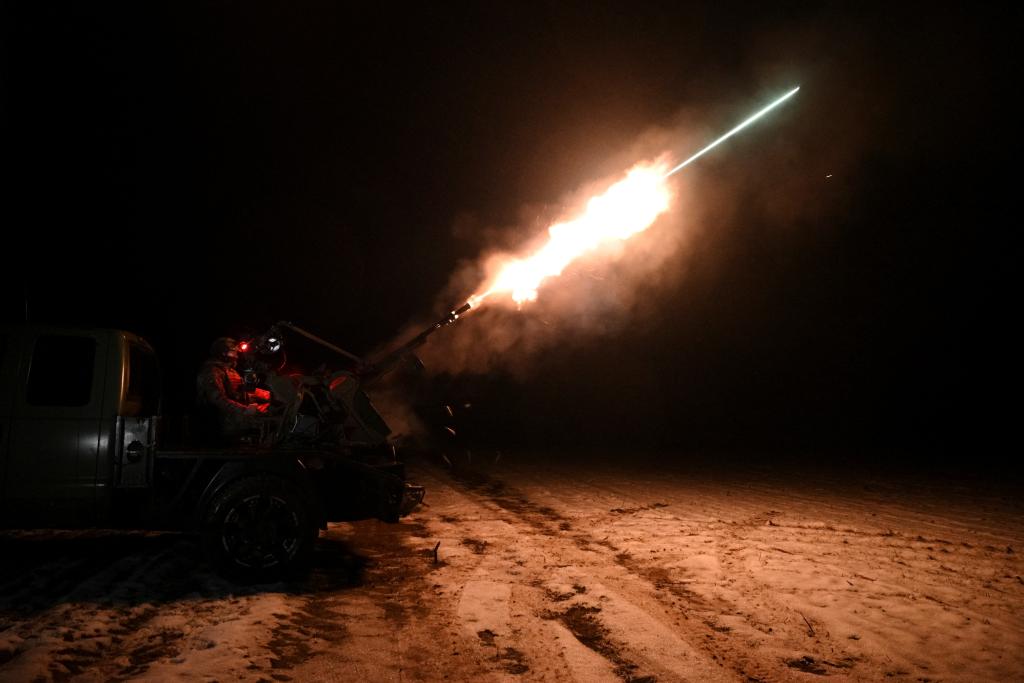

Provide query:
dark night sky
left=1, top=3, right=1011, bottom=465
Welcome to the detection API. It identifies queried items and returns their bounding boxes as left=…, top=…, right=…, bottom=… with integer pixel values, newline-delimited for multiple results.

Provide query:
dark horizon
left=1, top=4, right=1010, bottom=464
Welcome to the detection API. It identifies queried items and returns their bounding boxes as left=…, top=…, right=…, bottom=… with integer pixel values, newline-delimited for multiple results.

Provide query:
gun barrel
left=275, top=321, right=363, bottom=363
left=363, top=301, right=473, bottom=380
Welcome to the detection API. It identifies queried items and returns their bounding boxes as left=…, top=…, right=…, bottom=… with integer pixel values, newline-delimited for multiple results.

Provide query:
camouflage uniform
left=196, top=338, right=265, bottom=442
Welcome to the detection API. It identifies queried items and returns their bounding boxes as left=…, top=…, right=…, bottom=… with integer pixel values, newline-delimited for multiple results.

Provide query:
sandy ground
left=1, top=453, right=1022, bottom=682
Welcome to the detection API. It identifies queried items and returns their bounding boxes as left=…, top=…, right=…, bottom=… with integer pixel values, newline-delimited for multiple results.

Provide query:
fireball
left=472, top=161, right=673, bottom=306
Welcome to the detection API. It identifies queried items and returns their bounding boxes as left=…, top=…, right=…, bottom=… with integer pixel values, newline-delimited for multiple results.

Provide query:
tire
left=201, top=475, right=317, bottom=582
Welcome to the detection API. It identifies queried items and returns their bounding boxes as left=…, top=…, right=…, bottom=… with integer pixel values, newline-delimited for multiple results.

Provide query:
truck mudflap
left=400, top=483, right=425, bottom=517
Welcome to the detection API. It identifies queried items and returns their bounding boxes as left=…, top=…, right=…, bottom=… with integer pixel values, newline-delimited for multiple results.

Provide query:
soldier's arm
left=200, top=369, right=253, bottom=415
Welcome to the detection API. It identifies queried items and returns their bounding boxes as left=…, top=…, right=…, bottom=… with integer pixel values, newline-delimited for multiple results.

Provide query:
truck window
left=26, top=335, right=96, bottom=407
left=127, top=343, right=159, bottom=415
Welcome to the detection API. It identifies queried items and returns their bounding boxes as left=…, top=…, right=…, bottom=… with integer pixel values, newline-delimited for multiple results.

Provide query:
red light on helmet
left=238, top=341, right=250, bottom=353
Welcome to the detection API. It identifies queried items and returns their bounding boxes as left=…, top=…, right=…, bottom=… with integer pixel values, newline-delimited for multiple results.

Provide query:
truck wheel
left=202, top=475, right=316, bottom=582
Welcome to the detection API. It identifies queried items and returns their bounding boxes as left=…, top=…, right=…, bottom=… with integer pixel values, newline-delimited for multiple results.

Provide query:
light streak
left=664, top=86, right=800, bottom=177
left=663, top=87, right=798, bottom=178
left=463, top=86, right=800, bottom=309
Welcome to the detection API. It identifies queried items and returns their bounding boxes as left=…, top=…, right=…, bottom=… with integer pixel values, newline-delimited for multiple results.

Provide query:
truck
left=0, top=321, right=432, bottom=582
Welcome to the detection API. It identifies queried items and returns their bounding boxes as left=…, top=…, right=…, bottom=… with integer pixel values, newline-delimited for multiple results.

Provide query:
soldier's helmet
left=209, top=337, right=239, bottom=362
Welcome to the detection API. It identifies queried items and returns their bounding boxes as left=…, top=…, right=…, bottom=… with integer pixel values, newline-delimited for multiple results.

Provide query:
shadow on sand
left=0, top=528, right=371, bottom=619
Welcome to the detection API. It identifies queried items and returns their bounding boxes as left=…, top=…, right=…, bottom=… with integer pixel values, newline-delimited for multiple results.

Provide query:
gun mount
left=236, top=303, right=472, bottom=454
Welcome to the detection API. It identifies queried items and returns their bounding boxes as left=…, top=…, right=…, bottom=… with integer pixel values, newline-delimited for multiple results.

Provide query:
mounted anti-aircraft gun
left=237, top=305, right=471, bottom=453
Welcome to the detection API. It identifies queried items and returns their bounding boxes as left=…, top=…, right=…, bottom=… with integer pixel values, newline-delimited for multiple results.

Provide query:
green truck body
left=0, top=324, right=422, bottom=580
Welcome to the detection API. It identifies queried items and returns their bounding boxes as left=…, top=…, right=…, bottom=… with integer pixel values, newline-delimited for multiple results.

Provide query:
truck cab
left=0, top=325, right=158, bottom=527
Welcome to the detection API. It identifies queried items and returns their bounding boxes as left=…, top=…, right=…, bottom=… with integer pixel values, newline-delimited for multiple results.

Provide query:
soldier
left=196, top=337, right=269, bottom=444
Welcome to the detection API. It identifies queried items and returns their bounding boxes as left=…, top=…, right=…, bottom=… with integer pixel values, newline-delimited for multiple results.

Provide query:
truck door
left=2, top=330, right=108, bottom=527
